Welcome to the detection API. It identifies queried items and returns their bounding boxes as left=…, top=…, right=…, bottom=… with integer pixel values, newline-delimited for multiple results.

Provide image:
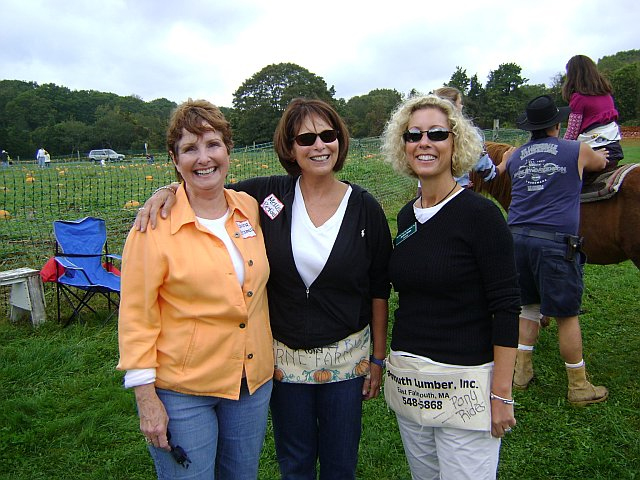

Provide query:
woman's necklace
left=420, top=181, right=458, bottom=208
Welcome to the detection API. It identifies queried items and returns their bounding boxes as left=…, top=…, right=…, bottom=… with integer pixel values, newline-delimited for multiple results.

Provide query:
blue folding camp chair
left=52, top=217, right=121, bottom=325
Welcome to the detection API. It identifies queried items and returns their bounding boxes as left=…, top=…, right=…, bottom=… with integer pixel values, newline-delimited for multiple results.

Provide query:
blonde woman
left=381, top=94, right=520, bottom=480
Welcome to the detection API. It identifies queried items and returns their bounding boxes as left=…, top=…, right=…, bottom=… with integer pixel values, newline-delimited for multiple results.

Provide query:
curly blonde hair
left=381, top=94, right=482, bottom=178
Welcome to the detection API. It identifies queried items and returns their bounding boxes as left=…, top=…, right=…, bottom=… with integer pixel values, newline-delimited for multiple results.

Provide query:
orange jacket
left=117, top=187, right=273, bottom=399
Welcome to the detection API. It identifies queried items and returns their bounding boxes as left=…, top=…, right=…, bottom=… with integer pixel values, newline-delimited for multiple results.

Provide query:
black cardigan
left=389, top=190, right=520, bottom=366
left=232, top=175, right=392, bottom=349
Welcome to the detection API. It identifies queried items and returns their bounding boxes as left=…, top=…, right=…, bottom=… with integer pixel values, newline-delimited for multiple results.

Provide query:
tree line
left=1, top=50, right=638, bottom=160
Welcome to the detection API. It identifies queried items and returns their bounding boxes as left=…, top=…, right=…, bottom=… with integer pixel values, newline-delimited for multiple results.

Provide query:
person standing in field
left=118, top=99, right=274, bottom=479
left=36, top=147, right=46, bottom=168
left=382, top=94, right=520, bottom=480
left=502, top=95, right=608, bottom=406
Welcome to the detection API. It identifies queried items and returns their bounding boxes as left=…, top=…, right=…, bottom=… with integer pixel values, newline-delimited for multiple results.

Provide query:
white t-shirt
left=197, top=210, right=245, bottom=286
left=291, top=178, right=352, bottom=288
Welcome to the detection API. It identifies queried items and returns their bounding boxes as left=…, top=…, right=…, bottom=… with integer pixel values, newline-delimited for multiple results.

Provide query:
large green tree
left=611, top=63, right=640, bottom=123
left=447, top=67, right=471, bottom=96
left=232, top=63, right=335, bottom=146
left=483, top=63, right=528, bottom=127
left=344, top=89, right=402, bottom=138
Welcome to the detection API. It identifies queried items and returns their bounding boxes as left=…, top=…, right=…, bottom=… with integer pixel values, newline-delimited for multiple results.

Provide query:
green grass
left=1, top=260, right=638, bottom=479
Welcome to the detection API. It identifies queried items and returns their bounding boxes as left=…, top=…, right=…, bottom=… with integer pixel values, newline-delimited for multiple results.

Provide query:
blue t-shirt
left=506, top=137, right=582, bottom=235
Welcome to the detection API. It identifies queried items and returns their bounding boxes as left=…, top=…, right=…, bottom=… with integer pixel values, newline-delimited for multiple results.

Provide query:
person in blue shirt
left=502, top=95, right=608, bottom=406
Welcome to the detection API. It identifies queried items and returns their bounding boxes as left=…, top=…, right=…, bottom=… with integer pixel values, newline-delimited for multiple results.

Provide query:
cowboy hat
left=516, top=95, right=570, bottom=131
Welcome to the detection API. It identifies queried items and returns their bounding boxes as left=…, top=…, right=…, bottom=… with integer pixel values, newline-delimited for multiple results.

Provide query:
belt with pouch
left=510, top=226, right=573, bottom=243
left=510, top=226, right=583, bottom=261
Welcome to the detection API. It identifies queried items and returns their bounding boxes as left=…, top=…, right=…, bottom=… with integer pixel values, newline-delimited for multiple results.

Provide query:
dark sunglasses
left=402, top=128, right=454, bottom=143
left=167, top=429, right=191, bottom=469
left=294, top=129, right=339, bottom=147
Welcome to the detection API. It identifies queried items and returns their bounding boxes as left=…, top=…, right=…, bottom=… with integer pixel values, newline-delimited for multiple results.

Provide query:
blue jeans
left=270, top=377, right=364, bottom=480
left=149, top=379, right=272, bottom=480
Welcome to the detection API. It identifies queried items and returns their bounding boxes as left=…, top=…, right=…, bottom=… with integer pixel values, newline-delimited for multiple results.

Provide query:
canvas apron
left=384, top=352, right=492, bottom=431
left=578, top=121, right=621, bottom=148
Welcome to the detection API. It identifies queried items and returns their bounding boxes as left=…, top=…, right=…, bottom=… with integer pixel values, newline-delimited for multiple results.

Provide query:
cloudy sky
left=1, top=0, right=638, bottom=107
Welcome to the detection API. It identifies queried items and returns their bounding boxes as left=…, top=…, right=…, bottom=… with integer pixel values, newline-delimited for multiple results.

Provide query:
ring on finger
left=504, top=427, right=512, bottom=433
left=138, top=207, right=146, bottom=211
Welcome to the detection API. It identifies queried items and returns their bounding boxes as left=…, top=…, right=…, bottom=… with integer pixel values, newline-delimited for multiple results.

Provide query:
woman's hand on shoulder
left=134, top=184, right=179, bottom=232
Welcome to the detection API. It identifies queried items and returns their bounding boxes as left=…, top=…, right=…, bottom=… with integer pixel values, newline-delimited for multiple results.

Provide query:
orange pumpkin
left=0, top=209, right=11, bottom=219
left=123, top=200, right=141, bottom=209
left=354, top=358, right=370, bottom=377
left=313, top=369, right=332, bottom=383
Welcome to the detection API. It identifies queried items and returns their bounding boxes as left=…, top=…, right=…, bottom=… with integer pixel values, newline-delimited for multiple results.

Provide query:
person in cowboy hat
left=501, top=94, right=609, bottom=406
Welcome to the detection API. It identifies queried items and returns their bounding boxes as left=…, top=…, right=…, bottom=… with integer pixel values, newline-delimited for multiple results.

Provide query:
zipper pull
left=306, top=287, right=309, bottom=299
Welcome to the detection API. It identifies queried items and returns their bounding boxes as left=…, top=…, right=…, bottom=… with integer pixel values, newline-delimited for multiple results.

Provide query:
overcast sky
left=1, top=0, right=638, bottom=108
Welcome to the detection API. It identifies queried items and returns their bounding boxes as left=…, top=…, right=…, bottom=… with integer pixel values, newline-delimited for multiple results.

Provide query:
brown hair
left=273, top=98, right=350, bottom=176
left=167, top=99, right=233, bottom=157
left=562, top=55, right=613, bottom=101
left=433, top=86, right=463, bottom=106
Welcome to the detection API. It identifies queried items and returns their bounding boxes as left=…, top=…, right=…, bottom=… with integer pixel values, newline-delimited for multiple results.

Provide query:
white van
left=88, top=149, right=125, bottom=162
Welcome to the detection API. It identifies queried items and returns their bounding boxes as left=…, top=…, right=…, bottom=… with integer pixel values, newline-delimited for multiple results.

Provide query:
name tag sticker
left=236, top=220, right=256, bottom=238
left=261, top=194, right=284, bottom=220
left=394, top=222, right=417, bottom=246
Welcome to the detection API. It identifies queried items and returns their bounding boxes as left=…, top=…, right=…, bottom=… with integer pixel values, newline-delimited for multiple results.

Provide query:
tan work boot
left=513, top=349, right=534, bottom=390
left=566, top=365, right=609, bottom=406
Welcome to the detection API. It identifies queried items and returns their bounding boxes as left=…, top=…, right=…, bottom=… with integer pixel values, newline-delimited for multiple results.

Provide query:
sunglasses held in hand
left=167, top=429, right=191, bottom=469
left=402, top=128, right=454, bottom=143
left=294, top=129, right=339, bottom=146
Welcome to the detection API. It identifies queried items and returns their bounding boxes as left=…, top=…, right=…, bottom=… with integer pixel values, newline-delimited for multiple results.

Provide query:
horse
left=470, top=141, right=640, bottom=269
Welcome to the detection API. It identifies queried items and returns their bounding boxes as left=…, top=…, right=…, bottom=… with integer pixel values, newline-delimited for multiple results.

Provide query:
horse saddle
left=580, top=164, right=639, bottom=203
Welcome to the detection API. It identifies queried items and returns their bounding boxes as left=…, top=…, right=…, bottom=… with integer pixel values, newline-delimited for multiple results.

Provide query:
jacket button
left=247, top=291, right=253, bottom=297
left=247, top=353, right=254, bottom=359
left=239, top=323, right=246, bottom=328
left=248, top=259, right=254, bottom=266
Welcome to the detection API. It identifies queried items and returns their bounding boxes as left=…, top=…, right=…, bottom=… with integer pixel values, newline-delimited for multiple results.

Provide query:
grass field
left=0, top=139, right=638, bottom=479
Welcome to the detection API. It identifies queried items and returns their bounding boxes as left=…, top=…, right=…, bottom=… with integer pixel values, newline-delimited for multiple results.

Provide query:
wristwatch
left=369, top=355, right=386, bottom=369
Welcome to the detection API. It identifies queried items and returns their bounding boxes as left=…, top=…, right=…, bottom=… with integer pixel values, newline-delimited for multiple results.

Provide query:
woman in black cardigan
left=381, top=94, right=520, bottom=480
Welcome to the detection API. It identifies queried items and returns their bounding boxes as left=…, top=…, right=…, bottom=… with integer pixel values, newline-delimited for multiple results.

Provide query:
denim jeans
left=149, top=379, right=272, bottom=480
left=270, top=377, right=364, bottom=480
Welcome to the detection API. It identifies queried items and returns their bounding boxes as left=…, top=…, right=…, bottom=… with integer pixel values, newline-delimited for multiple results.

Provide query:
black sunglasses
left=402, top=128, right=454, bottom=143
left=167, top=429, right=191, bottom=469
left=294, top=129, right=339, bottom=147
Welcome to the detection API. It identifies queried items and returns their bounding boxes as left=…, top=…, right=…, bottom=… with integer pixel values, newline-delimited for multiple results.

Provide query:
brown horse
left=470, top=141, right=640, bottom=269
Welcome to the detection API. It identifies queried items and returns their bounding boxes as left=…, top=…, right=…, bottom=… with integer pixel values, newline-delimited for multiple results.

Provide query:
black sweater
left=389, top=190, right=520, bottom=366
left=232, top=175, right=392, bottom=349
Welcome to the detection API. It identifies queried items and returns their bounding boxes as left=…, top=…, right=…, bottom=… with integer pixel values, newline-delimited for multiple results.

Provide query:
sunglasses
left=402, top=128, right=454, bottom=143
left=167, top=429, right=191, bottom=469
left=294, top=129, right=339, bottom=147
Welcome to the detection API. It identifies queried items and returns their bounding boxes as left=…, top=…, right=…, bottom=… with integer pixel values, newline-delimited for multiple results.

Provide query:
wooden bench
left=0, top=268, right=47, bottom=326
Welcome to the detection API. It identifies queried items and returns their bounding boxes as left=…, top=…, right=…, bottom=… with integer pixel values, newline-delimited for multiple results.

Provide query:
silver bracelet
left=490, top=392, right=515, bottom=405
left=153, top=185, right=177, bottom=196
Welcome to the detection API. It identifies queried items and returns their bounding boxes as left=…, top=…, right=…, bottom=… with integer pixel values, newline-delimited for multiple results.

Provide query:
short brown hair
left=167, top=99, right=233, bottom=157
left=273, top=98, right=350, bottom=176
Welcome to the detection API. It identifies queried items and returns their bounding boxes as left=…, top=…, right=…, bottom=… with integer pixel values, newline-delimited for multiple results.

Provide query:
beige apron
left=385, top=352, right=492, bottom=431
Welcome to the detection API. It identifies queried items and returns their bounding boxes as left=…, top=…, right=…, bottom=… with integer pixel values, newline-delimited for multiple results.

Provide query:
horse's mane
left=469, top=141, right=513, bottom=210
